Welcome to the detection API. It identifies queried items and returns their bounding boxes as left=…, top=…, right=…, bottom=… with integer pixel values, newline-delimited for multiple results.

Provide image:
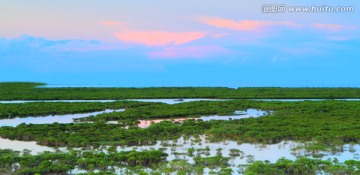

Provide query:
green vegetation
left=78, top=100, right=256, bottom=122
left=0, top=121, right=197, bottom=147
left=2, top=82, right=360, bottom=100
left=244, top=157, right=360, bottom=175
left=0, top=101, right=150, bottom=119
left=2, top=148, right=360, bottom=175
left=1, top=100, right=360, bottom=148
left=0, top=149, right=167, bottom=175
left=194, top=155, right=229, bottom=169
left=2, top=83, right=360, bottom=174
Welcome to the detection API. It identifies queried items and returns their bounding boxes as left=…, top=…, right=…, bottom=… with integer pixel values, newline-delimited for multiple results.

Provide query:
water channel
left=1, top=98, right=359, bottom=174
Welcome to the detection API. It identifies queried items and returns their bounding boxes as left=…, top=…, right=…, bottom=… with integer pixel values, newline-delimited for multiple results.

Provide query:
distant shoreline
left=2, top=82, right=360, bottom=100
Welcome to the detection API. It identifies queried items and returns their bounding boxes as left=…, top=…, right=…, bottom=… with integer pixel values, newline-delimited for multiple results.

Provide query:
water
left=1, top=134, right=359, bottom=173
left=0, top=100, right=117, bottom=103
left=115, top=136, right=298, bottom=164
left=127, top=98, right=228, bottom=104
left=0, top=99, right=227, bottom=104
left=0, top=137, right=60, bottom=154
left=1, top=97, right=359, bottom=174
left=2, top=99, right=360, bottom=104
left=107, top=136, right=360, bottom=174
left=0, top=109, right=124, bottom=127
left=0, top=108, right=267, bottom=128
left=199, top=109, right=269, bottom=121
left=110, top=109, right=269, bottom=128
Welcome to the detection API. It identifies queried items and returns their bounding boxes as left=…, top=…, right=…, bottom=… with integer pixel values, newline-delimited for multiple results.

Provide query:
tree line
left=2, top=82, right=360, bottom=100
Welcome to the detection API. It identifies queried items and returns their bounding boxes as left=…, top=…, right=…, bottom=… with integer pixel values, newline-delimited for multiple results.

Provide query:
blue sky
left=1, top=0, right=359, bottom=87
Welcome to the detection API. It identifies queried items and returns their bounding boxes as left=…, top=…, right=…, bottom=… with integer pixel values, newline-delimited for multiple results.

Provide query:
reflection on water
left=109, top=136, right=360, bottom=175
left=116, top=136, right=297, bottom=164
left=134, top=109, right=269, bottom=128
left=1, top=134, right=360, bottom=174
left=200, top=108, right=269, bottom=121
left=0, top=137, right=59, bottom=154
left=0, top=99, right=227, bottom=104
left=0, top=109, right=124, bottom=127
left=0, top=100, right=116, bottom=103
left=126, top=98, right=228, bottom=104
left=114, top=136, right=360, bottom=165
left=1, top=98, right=360, bottom=104
left=0, top=108, right=267, bottom=128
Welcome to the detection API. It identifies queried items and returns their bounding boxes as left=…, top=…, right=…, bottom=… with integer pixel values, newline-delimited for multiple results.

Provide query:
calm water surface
left=0, top=109, right=124, bottom=127
left=133, top=109, right=270, bottom=128
left=2, top=98, right=360, bottom=104
left=0, top=137, right=62, bottom=154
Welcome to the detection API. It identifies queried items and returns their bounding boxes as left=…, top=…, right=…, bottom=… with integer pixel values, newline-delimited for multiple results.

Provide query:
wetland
left=2, top=82, right=360, bottom=174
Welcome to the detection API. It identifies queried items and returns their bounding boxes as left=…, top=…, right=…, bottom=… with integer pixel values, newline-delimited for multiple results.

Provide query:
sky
left=1, top=0, right=359, bottom=87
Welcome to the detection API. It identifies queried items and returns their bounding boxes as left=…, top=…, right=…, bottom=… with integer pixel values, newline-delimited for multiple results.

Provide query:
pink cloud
left=200, top=17, right=299, bottom=32
left=115, top=31, right=206, bottom=46
left=148, top=46, right=228, bottom=59
left=312, top=23, right=357, bottom=32
left=101, top=20, right=125, bottom=27
left=212, top=33, right=228, bottom=38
